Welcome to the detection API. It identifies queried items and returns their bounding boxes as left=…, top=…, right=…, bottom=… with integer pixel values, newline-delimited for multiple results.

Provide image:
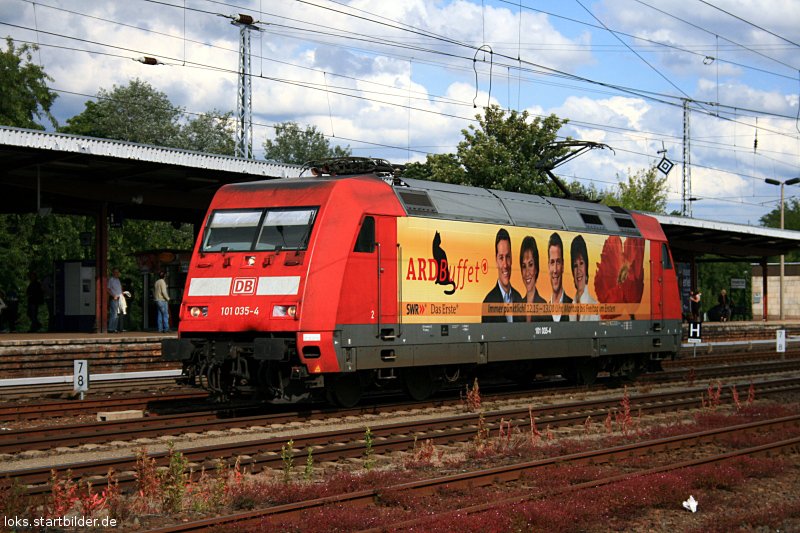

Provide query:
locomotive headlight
left=272, top=304, right=298, bottom=318
left=189, top=306, right=208, bottom=317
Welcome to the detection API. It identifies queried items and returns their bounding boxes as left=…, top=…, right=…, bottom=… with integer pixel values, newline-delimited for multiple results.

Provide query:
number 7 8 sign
left=74, top=359, right=89, bottom=392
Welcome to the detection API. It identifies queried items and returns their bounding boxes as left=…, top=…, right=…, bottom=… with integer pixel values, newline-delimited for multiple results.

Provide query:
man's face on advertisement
left=496, top=238, right=512, bottom=292
left=548, top=244, right=563, bottom=295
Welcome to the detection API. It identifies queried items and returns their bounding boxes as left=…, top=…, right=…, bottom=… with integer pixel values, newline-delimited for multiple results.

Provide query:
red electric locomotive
left=163, top=158, right=681, bottom=406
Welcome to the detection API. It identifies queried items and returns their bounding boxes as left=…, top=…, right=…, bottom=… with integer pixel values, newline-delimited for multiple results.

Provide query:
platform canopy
left=651, top=213, right=800, bottom=261
left=0, top=125, right=302, bottom=223
left=2, top=125, right=799, bottom=260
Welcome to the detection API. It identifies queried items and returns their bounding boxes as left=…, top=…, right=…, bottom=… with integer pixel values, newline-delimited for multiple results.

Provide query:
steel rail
left=142, top=416, right=800, bottom=532
left=4, top=377, right=798, bottom=495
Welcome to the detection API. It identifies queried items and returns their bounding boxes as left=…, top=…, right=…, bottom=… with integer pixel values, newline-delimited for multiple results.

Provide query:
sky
left=1, top=0, right=799, bottom=226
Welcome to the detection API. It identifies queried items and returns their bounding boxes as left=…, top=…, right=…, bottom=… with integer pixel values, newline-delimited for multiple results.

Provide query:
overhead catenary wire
left=3, top=0, right=794, bottom=148
left=500, top=0, right=800, bottom=78
left=574, top=0, right=711, bottom=115
left=4, top=32, right=798, bottom=199
left=697, top=0, right=800, bottom=50
left=6, top=13, right=798, bottom=144
left=13, top=0, right=800, bottom=128
left=4, top=0, right=798, bottom=214
left=631, top=0, right=800, bottom=72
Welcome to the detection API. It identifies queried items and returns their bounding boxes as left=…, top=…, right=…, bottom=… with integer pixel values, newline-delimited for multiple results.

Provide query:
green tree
left=403, top=153, right=465, bottom=184
left=60, top=78, right=182, bottom=145
left=760, top=198, right=800, bottom=262
left=61, top=78, right=235, bottom=154
left=697, top=261, right=752, bottom=320
left=263, top=122, right=351, bottom=164
left=602, top=165, right=668, bottom=213
left=405, top=105, right=569, bottom=195
left=0, top=37, right=57, bottom=129
left=760, top=197, right=800, bottom=231
left=567, top=180, right=603, bottom=202
left=0, top=214, right=94, bottom=331
left=175, top=109, right=235, bottom=156
left=459, top=105, right=569, bottom=194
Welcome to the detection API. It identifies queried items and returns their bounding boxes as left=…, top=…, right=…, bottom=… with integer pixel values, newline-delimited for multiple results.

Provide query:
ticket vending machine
left=54, top=260, right=96, bottom=332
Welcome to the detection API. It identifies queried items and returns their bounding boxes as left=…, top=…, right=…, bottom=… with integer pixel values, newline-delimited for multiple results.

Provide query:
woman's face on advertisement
left=573, top=254, right=587, bottom=292
left=522, top=249, right=537, bottom=294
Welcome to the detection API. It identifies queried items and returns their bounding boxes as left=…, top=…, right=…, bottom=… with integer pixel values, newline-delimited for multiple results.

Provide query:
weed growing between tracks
left=461, top=377, right=482, bottom=412
left=253, top=398, right=800, bottom=532
left=1, top=389, right=798, bottom=531
left=281, top=439, right=295, bottom=483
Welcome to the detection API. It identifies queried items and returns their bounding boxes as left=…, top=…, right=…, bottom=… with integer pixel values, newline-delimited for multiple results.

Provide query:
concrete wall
left=751, top=263, right=800, bottom=320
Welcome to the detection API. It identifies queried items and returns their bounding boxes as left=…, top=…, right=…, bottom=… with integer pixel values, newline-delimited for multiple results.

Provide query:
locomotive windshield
left=201, top=207, right=318, bottom=252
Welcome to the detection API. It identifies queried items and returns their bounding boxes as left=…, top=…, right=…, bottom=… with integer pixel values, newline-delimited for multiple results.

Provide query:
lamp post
left=765, top=177, right=800, bottom=320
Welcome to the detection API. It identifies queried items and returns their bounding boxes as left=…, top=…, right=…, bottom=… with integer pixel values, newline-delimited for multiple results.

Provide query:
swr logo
left=231, top=277, right=256, bottom=295
left=406, top=303, right=426, bottom=315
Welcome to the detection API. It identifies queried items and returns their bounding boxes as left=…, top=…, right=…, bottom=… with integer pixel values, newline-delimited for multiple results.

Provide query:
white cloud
left=2, top=0, right=797, bottom=225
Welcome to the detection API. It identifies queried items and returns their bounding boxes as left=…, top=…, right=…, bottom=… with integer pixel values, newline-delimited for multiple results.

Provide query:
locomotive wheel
left=577, top=358, right=599, bottom=385
left=326, top=373, right=362, bottom=408
left=403, top=367, right=439, bottom=401
left=624, top=357, right=644, bottom=380
left=562, top=358, right=599, bottom=386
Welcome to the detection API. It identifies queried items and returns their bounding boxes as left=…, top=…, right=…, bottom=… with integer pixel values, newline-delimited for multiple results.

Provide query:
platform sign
left=74, top=359, right=89, bottom=393
left=777, top=330, right=786, bottom=353
left=730, top=278, right=746, bottom=290
left=688, top=322, right=702, bottom=344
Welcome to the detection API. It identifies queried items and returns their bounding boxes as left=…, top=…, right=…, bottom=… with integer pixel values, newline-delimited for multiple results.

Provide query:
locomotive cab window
left=202, top=210, right=263, bottom=252
left=201, top=207, right=318, bottom=252
left=661, top=243, right=673, bottom=269
left=354, top=216, right=375, bottom=253
left=255, top=208, right=317, bottom=251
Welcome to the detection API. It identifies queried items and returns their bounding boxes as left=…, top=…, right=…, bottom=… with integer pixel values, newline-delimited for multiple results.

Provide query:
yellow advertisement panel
left=399, top=218, right=651, bottom=324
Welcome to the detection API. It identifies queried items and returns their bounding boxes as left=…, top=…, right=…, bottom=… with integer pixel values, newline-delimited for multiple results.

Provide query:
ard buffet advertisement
left=398, top=218, right=651, bottom=324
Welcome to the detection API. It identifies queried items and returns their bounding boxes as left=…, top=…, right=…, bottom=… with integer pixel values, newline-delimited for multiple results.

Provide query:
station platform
left=0, top=331, right=180, bottom=380
left=0, top=321, right=797, bottom=381
left=679, top=319, right=800, bottom=343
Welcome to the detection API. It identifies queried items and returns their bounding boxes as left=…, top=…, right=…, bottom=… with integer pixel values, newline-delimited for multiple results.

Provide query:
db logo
left=231, top=277, right=256, bottom=295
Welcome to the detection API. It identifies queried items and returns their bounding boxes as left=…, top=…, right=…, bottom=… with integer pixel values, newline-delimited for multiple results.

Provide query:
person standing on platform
left=718, top=289, right=731, bottom=322
left=689, top=290, right=701, bottom=322
left=26, top=271, right=44, bottom=332
left=154, top=271, right=170, bottom=333
left=107, top=268, right=123, bottom=333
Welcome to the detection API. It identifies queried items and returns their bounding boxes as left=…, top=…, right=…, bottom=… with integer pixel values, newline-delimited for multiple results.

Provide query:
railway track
left=3, top=348, right=796, bottom=425
left=3, top=375, right=798, bottom=496
left=142, top=414, right=800, bottom=532
left=3, top=354, right=799, bottom=453
left=0, top=390, right=208, bottom=423
left=651, top=357, right=800, bottom=382
left=667, top=349, right=800, bottom=368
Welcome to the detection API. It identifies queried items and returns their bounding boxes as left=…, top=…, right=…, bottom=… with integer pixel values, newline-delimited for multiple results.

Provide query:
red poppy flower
left=594, top=236, right=645, bottom=309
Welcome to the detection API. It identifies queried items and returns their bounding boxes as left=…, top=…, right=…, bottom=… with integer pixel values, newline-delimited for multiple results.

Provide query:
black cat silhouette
left=432, top=231, right=456, bottom=295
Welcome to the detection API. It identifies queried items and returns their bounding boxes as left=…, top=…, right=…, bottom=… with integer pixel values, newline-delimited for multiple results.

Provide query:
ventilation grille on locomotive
left=579, top=212, right=604, bottom=229
left=397, top=189, right=438, bottom=214
left=614, top=217, right=638, bottom=233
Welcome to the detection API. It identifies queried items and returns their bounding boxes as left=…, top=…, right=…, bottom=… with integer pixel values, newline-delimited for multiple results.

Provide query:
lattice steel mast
left=682, top=99, right=692, bottom=217
left=231, top=14, right=258, bottom=159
